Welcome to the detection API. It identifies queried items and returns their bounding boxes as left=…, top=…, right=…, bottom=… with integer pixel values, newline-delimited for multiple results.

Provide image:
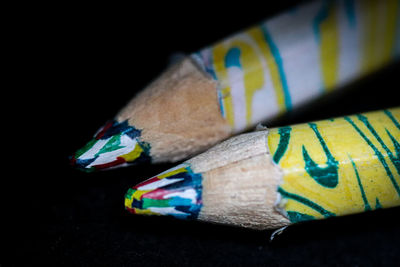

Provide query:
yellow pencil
left=71, top=0, right=400, bottom=171
left=125, top=107, right=400, bottom=230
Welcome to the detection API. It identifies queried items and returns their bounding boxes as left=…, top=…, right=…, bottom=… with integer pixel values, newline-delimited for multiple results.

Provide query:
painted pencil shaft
left=194, top=0, right=400, bottom=132
left=125, top=108, right=400, bottom=230
left=71, top=0, right=400, bottom=171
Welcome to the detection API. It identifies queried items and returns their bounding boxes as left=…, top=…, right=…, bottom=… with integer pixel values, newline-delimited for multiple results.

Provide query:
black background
left=8, top=1, right=400, bottom=266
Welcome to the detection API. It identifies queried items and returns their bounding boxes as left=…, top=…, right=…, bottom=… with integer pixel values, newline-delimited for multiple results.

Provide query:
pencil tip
left=70, top=120, right=151, bottom=171
left=125, top=164, right=203, bottom=219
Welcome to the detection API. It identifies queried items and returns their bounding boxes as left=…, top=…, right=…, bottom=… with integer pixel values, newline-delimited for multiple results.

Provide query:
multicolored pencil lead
left=70, top=120, right=150, bottom=171
left=124, top=164, right=202, bottom=218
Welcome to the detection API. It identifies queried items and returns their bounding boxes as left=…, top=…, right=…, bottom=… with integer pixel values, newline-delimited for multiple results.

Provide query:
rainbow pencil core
left=70, top=120, right=150, bottom=171
left=125, top=164, right=203, bottom=219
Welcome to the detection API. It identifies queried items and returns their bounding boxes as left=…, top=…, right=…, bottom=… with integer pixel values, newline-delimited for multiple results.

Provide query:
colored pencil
left=125, top=108, right=400, bottom=230
left=71, top=0, right=400, bottom=171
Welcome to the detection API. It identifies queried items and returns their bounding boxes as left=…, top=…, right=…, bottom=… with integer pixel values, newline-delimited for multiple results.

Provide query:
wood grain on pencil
left=116, top=58, right=231, bottom=163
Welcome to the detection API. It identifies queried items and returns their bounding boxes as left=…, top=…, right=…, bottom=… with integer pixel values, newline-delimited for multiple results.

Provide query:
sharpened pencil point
left=70, top=120, right=151, bottom=171
left=125, top=164, right=203, bottom=219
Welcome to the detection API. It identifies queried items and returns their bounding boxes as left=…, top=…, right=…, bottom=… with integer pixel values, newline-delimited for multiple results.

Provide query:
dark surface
left=9, top=1, right=400, bottom=266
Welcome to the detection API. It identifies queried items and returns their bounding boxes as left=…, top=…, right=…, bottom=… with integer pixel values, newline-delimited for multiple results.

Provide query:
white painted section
left=337, top=0, right=362, bottom=86
left=265, top=1, right=323, bottom=109
left=227, top=67, right=247, bottom=132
